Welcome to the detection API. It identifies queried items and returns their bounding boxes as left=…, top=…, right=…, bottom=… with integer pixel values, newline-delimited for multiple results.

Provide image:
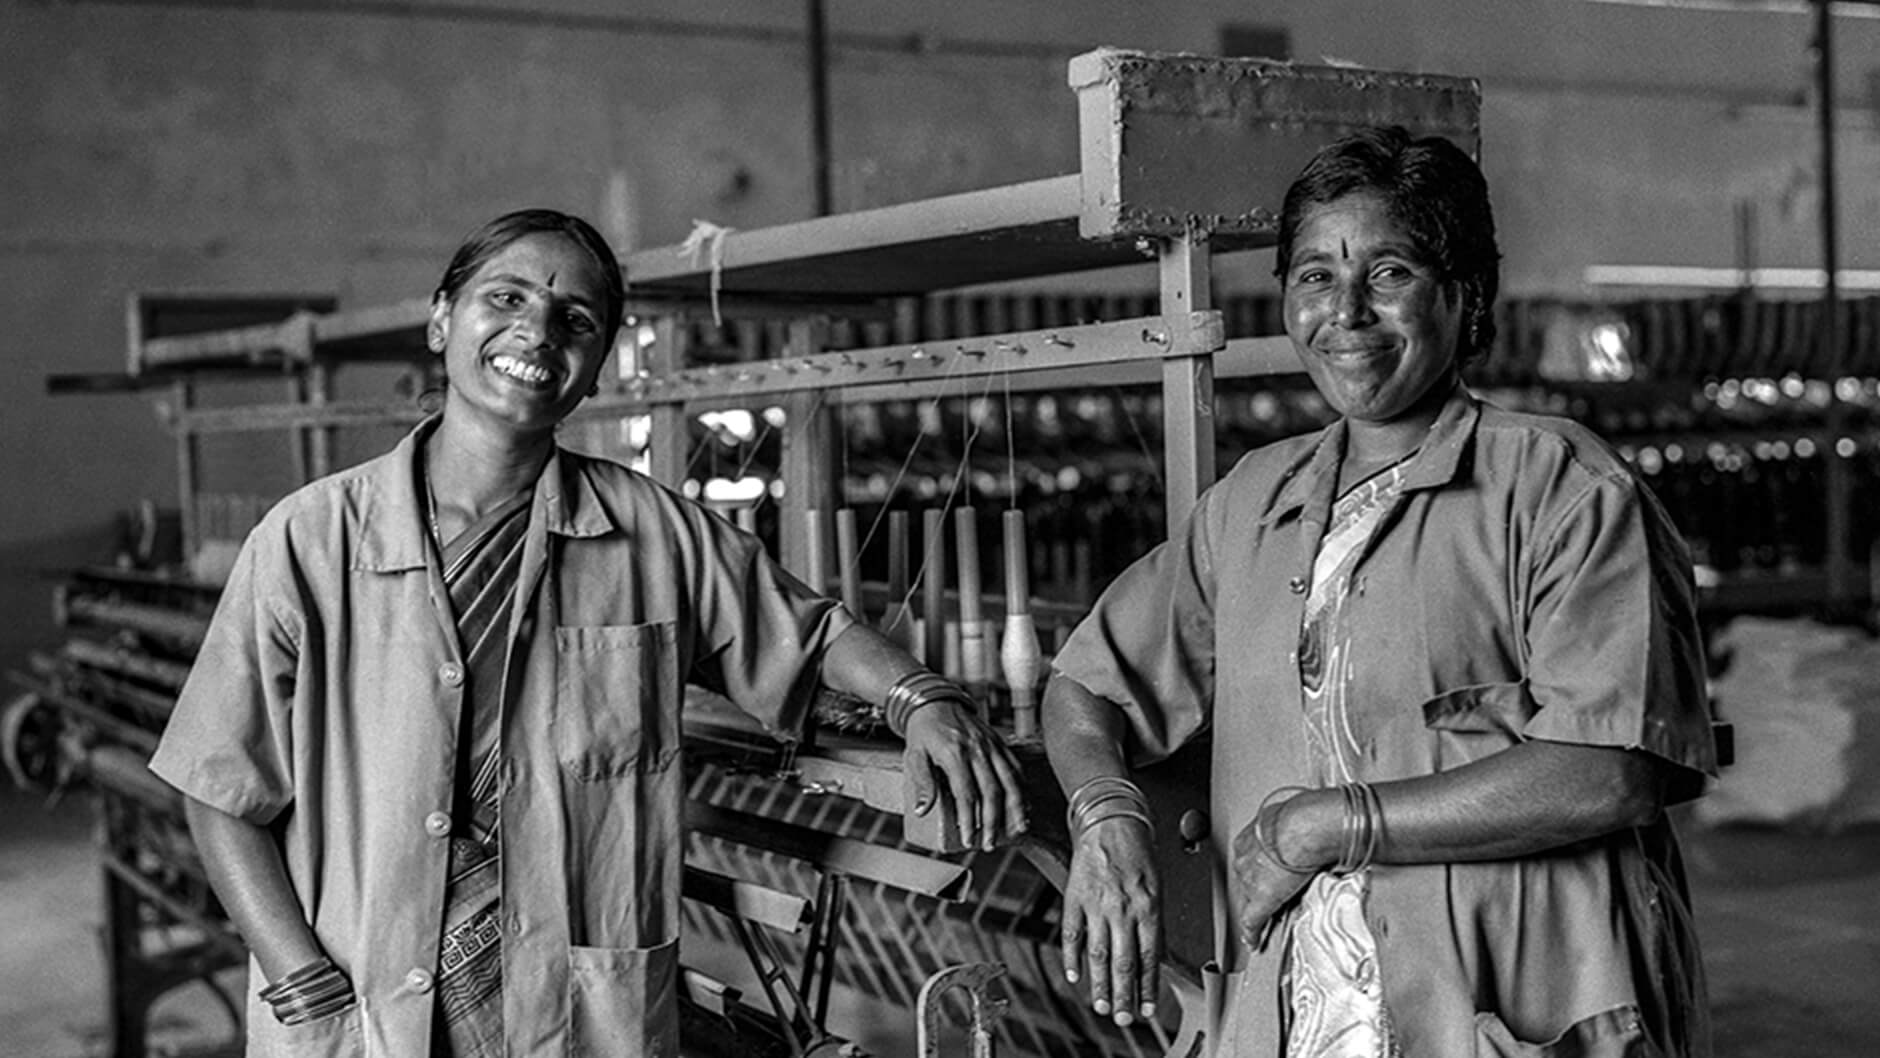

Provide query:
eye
left=1291, top=266, right=1333, bottom=286
left=562, top=309, right=599, bottom=335
left=485, top=288, right=524, bottom=309
left=1370, top=261, right=1419, bottom=286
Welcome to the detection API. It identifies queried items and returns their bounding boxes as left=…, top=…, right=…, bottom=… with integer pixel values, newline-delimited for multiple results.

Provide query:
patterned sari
left=429, top=486, right=533, bottom=1058
left=1283, top=459, right=1413, bottom=1058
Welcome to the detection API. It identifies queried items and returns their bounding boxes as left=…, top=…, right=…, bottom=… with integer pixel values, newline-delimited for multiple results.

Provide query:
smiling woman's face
left=1281, top=192, right=1465, bottom=427
left=429, top=231, right=612, bottom=440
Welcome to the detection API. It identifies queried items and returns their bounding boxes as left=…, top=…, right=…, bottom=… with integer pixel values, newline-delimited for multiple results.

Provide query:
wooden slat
left=680, top=866, right=810, bottom=935
left=623, top=176, right=1261, bottom=300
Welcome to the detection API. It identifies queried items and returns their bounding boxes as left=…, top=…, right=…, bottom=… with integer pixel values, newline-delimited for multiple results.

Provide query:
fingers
left=906, top=746, right=937, bottom=816
left=1060, top=891, right=1087, bottom=986
left=1135, top=904, right=1161, bottom=1021
left=936, top=743, right=981, bottom=851
left=1084, top=914, right=1114, bottom=1021
left=1064, top=823, right=1160, bottom=1028
left=965, top=751, right=1002, bottom=851
left=1105, top=915, right=1141, bottom=1027
left=986, top=738, right=1030, bottom=840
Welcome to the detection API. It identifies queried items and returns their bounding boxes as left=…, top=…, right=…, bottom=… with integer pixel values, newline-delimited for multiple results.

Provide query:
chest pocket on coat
left=556, top=621, right=681, bottom=780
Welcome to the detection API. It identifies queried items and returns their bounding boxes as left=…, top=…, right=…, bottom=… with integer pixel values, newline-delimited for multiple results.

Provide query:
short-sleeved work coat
left=1053, top=387, right=1718, bottom=1058
left=150, top=423, right=851, bottom=1057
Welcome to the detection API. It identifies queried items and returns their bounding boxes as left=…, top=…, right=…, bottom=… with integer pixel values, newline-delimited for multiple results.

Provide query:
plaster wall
left=3, top=0, right=1877, bottom=679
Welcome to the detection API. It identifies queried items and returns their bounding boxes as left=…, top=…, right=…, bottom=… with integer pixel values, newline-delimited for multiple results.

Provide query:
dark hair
left=1274, top=126, right=1500, bottom=364
left=434, top=209, right=627, bottom=339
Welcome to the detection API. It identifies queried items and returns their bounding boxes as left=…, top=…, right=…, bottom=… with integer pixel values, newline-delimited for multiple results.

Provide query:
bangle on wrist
left=1332, top=780, right=1383, bottom=875
left=259, top=956, right=355, bottom=1026
left=882, top=669, right=975, bottom=737
left=1067, top=775, right=1155, bottom=842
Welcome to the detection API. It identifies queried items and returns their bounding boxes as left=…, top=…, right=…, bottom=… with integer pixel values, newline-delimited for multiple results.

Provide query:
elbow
left=1598, top=751, right=1669, bottom=831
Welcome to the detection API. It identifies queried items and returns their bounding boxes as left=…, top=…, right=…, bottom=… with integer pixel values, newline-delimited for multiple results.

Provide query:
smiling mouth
left=491, top=353, right=556, bottom=387
left=1318, top=344, right=1392, bottom=359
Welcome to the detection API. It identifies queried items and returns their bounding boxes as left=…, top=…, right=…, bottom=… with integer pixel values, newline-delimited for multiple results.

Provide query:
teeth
left=493, top=355, right=552, bottom=384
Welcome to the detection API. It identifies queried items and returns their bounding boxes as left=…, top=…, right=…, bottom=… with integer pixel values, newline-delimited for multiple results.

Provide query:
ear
left=427, top=295, right=450, bottom=354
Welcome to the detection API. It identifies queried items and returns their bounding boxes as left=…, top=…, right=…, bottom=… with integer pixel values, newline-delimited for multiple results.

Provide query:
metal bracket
left=916, top=962, right=1010, bottom=1058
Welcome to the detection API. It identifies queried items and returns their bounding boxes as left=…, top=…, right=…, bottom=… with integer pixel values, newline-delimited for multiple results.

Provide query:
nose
left=510, top=302, right=561, bottom=349
left=1332, top=277, right=1374, bottom=328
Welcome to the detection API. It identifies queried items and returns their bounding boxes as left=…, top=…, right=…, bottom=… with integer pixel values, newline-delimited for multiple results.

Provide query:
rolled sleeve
left=688, top=513, right=854, bottom=738
left=149, top=529, right=301, bottom=823
left=1521, top=476, right=1717, bottom=786
left=1052, top=492, right=1219, bottom=767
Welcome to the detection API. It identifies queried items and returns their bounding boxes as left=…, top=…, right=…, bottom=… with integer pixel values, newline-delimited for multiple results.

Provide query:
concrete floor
left=3, top=785, right=1876, bottom=1057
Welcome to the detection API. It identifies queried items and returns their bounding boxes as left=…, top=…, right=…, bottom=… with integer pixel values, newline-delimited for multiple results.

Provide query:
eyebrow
left=479, top=272, right=598, bottom=309
left=1288, top=241, right=1426, bottom=267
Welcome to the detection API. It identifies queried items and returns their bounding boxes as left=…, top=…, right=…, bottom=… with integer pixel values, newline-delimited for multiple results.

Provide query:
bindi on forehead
left=1341, top=239, right=1350, bottom=260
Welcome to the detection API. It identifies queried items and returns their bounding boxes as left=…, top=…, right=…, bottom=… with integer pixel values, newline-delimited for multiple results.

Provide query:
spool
left=955, top=506, right=988, bottom=701
left=922, top=509, right=948, bottom=671
left=1001, top=509, right=1042, bottom=740
left=835, top=508, right=864, bottom=618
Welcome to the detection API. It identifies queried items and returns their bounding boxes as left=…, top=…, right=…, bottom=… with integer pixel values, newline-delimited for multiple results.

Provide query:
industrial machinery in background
left=7, top=45, right=1873, bottom=1058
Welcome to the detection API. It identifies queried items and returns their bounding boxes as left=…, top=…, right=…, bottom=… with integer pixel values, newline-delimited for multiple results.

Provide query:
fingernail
left=914, top=800, right=931, bottom=814
left=1114, top=1011, right=1134, bottom=1027
left=1093, top=1000, right=1110, bottom=1016
left=1065, top=969, right=1079, bottom=983
left=1141, top=1002, right=1156, bottom=1019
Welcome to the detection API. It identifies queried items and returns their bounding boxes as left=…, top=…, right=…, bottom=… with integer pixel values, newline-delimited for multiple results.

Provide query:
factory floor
left=2, top=785, right=1876, bottom=1057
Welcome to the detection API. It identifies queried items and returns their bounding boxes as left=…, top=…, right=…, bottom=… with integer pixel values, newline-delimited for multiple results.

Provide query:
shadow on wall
left=0, top=520, right=133, bottom=686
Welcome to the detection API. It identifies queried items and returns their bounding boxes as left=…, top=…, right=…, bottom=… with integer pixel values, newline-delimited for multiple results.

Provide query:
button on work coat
left=151, top=423, right=851, bottom=1057
left=1054, top=388, right=1719, bottom=1058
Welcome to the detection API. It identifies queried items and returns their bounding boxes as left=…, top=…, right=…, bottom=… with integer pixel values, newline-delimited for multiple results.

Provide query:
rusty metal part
left=2, top=693, right=60, bottom=791
left=916, top=962, right=1010, bottom=1058
left=58, top=590, right=210, bottom=649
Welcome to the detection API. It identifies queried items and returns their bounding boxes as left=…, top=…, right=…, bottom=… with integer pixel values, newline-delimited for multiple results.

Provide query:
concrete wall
left=4, top=0, right=1877, bottom=678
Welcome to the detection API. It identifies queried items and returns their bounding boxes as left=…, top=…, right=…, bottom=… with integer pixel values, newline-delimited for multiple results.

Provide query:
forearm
left=1275, top=740, right=1668, bottom=868
left=1041, top=672, right=1134, bottom=797
left=817, top=622, right=926, bottom=706
left=184, top=797, right=324, bottom=981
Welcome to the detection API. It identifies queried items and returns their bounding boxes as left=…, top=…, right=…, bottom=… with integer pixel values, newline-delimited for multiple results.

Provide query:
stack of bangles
left=881, top=669, right=977, bottom=737
left=1334, top=780, right=1385, bottom=875
left=1067, top=776, right=1155, bottom=842
left=258, top=956, right=355, bottom=1025
left=1254, top=782, right=1384, bottom=875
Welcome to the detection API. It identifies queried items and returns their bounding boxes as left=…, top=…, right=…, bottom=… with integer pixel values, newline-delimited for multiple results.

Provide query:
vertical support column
left=1158, top=228, right=1215, bottom=533
left=780, top=317, right=835, bottom=577
left=172, top=379, right=199, bottom=565
left=102, top=806, right=149, bottom=1058
left=308, top=364, right=334, bottom=481
left=1812, top=0, right=1853, bottom=612
left=645, top=316, right=691, bottom=488
left=289, top=373, right=313, bottom=486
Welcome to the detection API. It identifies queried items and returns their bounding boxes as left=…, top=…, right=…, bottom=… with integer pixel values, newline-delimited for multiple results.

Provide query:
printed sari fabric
left=1285, top=460, right=1412, bottom=1058
left=431, top=487, right=533, bottom=1058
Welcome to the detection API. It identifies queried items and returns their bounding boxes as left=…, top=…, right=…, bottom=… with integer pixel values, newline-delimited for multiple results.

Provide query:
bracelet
left=1066, top=775, right=1155, bottom=842
left=1251, top=785, right=1317, bottom=875
left=1332, top=781, right=1384, bottom=875
left=1079, top=803, right=1155, bottom=838
left=882, top=669, right=976, bottom=737
left=259, top=957, right=355, bottom=1026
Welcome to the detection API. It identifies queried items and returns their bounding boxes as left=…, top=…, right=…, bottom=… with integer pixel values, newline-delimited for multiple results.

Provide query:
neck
left=426, top=413, right=551, bottom=521
left=1339, top=373, right=1456, bottom=486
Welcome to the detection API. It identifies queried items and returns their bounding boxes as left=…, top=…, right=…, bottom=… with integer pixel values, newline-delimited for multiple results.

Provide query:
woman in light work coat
left=1046, top=129, right=1717, bottom=1057
left=151, top=209, right=1028, bottom=1057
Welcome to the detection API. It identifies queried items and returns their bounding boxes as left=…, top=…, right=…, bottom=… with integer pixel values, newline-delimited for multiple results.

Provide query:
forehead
left=469, top=232, right=607, bottom=295
left=1290, top=192, right=1419, bottom=256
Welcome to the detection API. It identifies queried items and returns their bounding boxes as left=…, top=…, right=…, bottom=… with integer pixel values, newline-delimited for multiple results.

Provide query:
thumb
left=907, top=747, right=937, bottom=815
